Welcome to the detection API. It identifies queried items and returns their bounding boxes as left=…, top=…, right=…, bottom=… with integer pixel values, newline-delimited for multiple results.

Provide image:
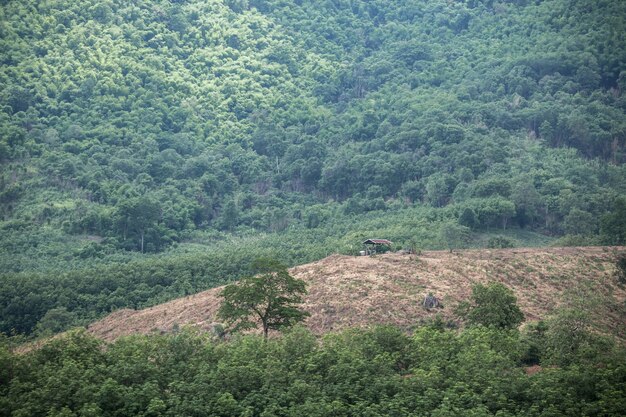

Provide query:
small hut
left=362, top=239, right=393, bottom=255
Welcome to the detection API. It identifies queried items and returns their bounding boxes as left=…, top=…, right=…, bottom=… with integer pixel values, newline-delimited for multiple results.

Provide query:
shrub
left=458, top=282, right=524, bottom=330
left=487, top=236, right=515, bottom=249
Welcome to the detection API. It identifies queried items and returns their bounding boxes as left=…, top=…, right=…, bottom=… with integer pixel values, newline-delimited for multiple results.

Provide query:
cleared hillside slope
left=88, top=247, right=626, bottom=342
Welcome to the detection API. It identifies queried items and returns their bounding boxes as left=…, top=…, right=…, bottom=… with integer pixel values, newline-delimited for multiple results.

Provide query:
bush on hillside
left=457, top=282, right=524, bottom=330
left=487, top=236, right=516, bottom=249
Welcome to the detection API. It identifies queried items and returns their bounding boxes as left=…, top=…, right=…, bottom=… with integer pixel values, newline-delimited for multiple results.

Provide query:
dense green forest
left=1, top=0, right=626, bottom=336
left=2, top=321, right=625, bottom=416
left=1, top=2, right=626, bottom=412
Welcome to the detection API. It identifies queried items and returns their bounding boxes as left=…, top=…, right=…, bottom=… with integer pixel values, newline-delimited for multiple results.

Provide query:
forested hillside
left=1, top=0, right=626, bottom=336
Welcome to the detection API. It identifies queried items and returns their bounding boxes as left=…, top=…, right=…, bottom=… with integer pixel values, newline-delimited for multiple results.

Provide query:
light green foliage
left=439, top=221, right=471, bottom=252
left=539, top=282, right=616, bottom=366
left=218, top=258, right=309, bottom=338
left=543, top=308, right=596, bottom=366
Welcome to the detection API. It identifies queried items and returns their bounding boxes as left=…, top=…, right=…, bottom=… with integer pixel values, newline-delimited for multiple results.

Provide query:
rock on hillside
left=87, top=247, right=626, bottom=342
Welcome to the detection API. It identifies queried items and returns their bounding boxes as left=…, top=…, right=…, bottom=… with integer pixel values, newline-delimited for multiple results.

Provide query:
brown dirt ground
left=86, top=246, right=626, bottom=342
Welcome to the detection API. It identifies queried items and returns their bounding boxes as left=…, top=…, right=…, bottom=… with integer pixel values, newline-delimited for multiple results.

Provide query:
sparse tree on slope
left=459, top=282, right=524, bottom=330
left=218, top=258, right=309, bottom=339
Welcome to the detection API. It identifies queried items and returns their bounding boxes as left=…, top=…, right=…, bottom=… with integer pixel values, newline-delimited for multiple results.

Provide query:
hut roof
left=363, top=239, right=393, bottom=245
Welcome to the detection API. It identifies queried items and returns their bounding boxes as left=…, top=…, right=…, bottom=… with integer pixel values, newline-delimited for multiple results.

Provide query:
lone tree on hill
left=218, top=258, right=309, bottom=339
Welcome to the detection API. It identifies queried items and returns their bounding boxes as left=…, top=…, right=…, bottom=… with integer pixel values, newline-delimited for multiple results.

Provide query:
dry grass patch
left=85, top=247, right=626, bottom=342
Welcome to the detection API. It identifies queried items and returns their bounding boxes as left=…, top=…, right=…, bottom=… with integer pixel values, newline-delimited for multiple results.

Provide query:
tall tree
left=218, top=258, right=309, bottom=338
left=114, top=196, right=161, bottom=253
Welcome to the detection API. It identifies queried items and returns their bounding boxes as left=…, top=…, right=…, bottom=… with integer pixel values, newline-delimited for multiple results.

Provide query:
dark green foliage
left=458, top=207, right=478, bottom=229
left=563, top=208, right=597, bottom=236
left=462, top=282, right=525, bottom=330
left=487, top=235, right=516, bottom=249
left=2, top=206, right=549, bottom=338
left=520, top=320, right=549, bottom=366
left=2, top=323, right=625, bottom=417
left=601, top=198, right=626, bottom=245
left=33, top=307, right=76, bottom=337
left=218, top=258, right=309, bottom=338
left=0, top=248, right=276, bottom=335
left=113, top=195, right=163, bottom=253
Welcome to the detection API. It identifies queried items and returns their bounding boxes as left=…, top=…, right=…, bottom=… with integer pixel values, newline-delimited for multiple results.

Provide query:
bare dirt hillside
left=88, top=247, right=626, bottom=342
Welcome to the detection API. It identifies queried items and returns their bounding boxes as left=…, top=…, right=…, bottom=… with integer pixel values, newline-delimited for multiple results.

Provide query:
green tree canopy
left=218, top=258, right=309, bottom=338
left=439, top=221, right=471, bottom=252
left=601, top=197, right=626, bottom=245
left=462, top=282, right=524, bottom=330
